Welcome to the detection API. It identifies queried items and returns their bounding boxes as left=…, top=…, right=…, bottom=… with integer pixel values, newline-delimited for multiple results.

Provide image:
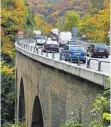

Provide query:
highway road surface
left=19, top=39, right=111, bottom=75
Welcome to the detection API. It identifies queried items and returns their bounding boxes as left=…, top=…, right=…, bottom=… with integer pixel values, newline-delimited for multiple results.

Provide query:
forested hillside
left=28, top=0, right=90, bottom=24
left=27, top=0, right=106, bottom=24
left=1, top=0, right=34, bottom=125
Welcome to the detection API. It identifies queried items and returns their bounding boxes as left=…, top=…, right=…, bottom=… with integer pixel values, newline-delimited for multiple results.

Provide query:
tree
left=90, top=78, right=110, bottom=127
left=1, top=65, right=15, bottom=124
left=63, top=11, right=80, bottom=31
left=56, top=11, right=80, bottom=31
left=34, top=15, right=52, bottom=35
left=79, top=1, right=110, bottom=43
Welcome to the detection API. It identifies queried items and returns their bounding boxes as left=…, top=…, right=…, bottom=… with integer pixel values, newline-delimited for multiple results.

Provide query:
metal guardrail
left=87, top=58, right=110, bottom=71
left=17, top=41, right=110, bottom=72
left=87, top=58, right=99, bottom=68
left=98, top=61, right=110, bottom=71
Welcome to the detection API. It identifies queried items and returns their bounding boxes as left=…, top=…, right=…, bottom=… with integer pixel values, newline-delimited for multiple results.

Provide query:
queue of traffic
left=32, top=29, right=110, bottom=64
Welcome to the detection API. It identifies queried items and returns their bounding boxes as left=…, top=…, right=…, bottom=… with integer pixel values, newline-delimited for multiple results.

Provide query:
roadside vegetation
left=1, top=0, right=34, bottom=126
left=60, top=78, right=110, bottom=127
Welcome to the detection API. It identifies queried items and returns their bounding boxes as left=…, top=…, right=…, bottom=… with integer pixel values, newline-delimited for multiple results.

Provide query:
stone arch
left=19, top=77, right=25, bottom=121
left=31, top=96, right=44, bottom=127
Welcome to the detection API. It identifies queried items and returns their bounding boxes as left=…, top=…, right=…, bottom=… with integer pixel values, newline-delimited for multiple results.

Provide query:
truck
left=59, top=32, right=72, bottom=47
left=51, top=29, right=59, bottom=41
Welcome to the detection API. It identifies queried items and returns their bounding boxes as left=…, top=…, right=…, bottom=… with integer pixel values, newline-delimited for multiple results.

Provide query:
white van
left=59, top=32, right=72, bottom=46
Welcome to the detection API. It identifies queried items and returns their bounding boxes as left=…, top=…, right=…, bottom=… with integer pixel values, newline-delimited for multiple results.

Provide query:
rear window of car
left=61, top=41, right=67, bottom=44
left=70, top=46, right=84, bottom=51
left=95, top=44, right=108, bottom=49
left=64, top=46, right=69, bottom=50
left=68, top=41, right=78, bottom=45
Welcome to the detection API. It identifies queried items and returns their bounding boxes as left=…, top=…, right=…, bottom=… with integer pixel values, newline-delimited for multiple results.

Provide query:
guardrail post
left=77, top=56, right=80, bottom=66
left=31, top=46, right=32, bottom=51
left=41, top=49, right=43, bottom=55
left=36, top=48, right=38, bottom=54
left=46, top=51, right=48, bottom=57
left=27, top=45, right=28, bottom=50
left=87, top=59, right=90, bottom=68
left=52, top=52, right=54, bottom=59
left=33, top=47, right=35, bottom=53
left=98, top=61, right=101, bottom=71
left=59, top=53, right=62, bottom=60
left=70, top=56, right=72, bottom=63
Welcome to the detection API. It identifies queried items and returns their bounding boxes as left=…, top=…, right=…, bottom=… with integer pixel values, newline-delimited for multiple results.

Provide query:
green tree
left=63, top=11, right=80, bottom=31
left=56, top=11, right=80, bottom=31
left=90, top=78, right=110, bottom=127
left=1, top=66, right=15, bottom=124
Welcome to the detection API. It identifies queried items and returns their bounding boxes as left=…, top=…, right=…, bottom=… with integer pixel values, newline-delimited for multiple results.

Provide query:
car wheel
left=87, top=54, right=89, bottom=57
left=106, top=55, right=109, bottom=58
left=82, top=60, right=86, bottom=64
left=42, top=49, right=46, bottom=52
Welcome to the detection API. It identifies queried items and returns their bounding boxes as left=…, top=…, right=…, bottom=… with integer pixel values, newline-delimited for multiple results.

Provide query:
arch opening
left=19, top=77, right=25, bottom=121
left=31, top=96, right=44, bottom=127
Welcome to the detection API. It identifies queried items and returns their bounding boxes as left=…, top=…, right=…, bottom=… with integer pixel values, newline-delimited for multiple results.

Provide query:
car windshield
left=70, top=46, right=84, bottom=51
left=69, top=41, right=78, bottom=45
left=95, top=44, right=108, bottom=49
left=37, top=39, right=46, bottom=41
left=37, top=37, right=47, bottom=40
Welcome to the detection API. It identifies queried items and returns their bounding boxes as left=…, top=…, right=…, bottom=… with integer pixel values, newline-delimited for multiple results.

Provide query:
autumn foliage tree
left=79, top=0, right=110, bottom=43
left=34, top=15, right=52, bottom=35
left=1, top=0, right=35, bottom=125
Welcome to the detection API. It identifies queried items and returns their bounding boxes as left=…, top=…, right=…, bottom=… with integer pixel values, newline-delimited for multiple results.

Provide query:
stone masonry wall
left=16, top=51, right=103, bottom=127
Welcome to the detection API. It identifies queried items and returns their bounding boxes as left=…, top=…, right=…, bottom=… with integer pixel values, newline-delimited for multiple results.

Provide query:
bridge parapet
left=15, top=41, right=109, bottom=87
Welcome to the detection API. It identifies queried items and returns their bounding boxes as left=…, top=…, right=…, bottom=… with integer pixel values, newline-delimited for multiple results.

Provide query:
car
left=42, top=40, right=59, bottom=52
left=60, top=45, right=87, bottom=63
left=87, top=44, right=109, bottom=58
left=35, top=36, right=47, bottom=46
left=67, top=41, right=79, bottom=45
left=59, top=40, right=68, bottom=47
left=33, top=35, right=39, bottom=40
left=51, top=34, right=59, bottom=41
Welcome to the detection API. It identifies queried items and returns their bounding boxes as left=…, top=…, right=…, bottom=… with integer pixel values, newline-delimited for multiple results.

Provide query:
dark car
left=60, top=45, right=87, bottom=63
left=42, top=41, right=59, bottom=52
left=67, top=41, right=79, bottom=45
left=87, top=44, right=109, bottom=58
left=51, top=34, right=59, bottom=41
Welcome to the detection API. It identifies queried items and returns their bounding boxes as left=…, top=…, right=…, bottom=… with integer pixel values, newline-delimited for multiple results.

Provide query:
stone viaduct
left=15, top=42, right=109, bottom=127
